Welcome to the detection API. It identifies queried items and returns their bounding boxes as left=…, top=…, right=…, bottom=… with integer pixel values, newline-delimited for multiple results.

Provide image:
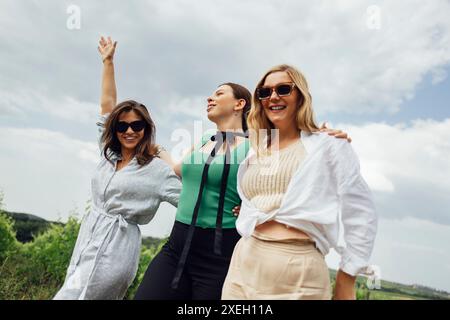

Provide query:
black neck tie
left=171, top=130, right=248, bottom=290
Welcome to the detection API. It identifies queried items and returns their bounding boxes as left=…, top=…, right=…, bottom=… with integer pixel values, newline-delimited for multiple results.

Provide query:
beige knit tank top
left=241, top=139, right=307, bottom=213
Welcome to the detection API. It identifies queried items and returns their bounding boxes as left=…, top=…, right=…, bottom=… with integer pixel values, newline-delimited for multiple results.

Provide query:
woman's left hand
left=320, top=122, right=352, bottom=143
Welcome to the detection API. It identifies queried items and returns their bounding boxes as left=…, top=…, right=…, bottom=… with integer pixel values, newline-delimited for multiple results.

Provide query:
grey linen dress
left=54, top=113, right=181, bottom=300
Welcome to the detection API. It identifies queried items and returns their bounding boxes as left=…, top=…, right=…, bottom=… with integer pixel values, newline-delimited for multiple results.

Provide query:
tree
left=0, top=191, right=17, bottom=263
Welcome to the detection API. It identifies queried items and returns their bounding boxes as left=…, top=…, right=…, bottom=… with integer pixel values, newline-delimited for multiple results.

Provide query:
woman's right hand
left=97, top=36, right=117, bottom=63
left=98, top=36, right=118, bottom=115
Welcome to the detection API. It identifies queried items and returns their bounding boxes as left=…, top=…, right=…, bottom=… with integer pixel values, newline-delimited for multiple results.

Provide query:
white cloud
left=0, top=89, right=99, bottom=124
left=144, top=0, right=450, bottom=116
left=0, top=127, right=98, bottom=221
left=1, top=0, right=450, bottom=120
left=338, top=118, right=450, bottom=224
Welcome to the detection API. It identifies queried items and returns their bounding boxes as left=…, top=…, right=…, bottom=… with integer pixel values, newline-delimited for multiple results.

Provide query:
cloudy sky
left=1, top=0, right=449, bottom=292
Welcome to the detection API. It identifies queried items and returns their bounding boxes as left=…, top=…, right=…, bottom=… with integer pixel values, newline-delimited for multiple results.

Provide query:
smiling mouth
left=269, top=105, right=287, bottom=111
left=207, top=105, right=216, bottom=112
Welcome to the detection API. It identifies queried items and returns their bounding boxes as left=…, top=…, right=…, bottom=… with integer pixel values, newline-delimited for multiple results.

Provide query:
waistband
left=252, top=230, right=316, bottom=244
left=91, top=208, right=138, bottom=226
left=247, top=235, right=320, bottom=255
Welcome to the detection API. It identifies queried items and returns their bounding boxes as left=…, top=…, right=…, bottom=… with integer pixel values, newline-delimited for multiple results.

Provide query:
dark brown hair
left=219, top=82, right=252, bottom=132
left=101, top=100, right=158, bottom=166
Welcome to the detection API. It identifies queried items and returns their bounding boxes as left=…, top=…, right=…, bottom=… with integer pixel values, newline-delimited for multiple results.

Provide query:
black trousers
left=134, top=221, right=241, bottom=300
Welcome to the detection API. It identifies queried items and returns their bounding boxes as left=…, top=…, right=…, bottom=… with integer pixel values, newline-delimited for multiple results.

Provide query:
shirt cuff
left=96, top=113, right=110, bottom=126
left=339, top=252, right=376, bottom=277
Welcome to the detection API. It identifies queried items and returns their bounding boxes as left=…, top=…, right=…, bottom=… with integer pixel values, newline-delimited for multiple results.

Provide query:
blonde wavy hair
left=247, top=64, right=319, bottom=153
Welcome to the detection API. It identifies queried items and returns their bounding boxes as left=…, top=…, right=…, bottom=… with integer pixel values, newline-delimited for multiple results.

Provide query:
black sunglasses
left=256, top=83, right=296, bottom=100
left=116, top=120, right=146, bottom=133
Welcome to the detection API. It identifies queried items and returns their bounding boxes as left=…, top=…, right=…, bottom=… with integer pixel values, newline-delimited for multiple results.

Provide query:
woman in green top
left=134, top=81, right=252, bottom=300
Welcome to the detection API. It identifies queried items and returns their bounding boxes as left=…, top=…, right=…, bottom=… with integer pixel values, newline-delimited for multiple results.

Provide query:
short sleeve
left=96, top=113, right=110, bottom=152
left=159, top=162, right=182, bottom=207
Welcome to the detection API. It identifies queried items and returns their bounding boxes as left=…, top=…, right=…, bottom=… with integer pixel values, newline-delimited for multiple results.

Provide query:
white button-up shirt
left=235, top=131, right=378, bottom=277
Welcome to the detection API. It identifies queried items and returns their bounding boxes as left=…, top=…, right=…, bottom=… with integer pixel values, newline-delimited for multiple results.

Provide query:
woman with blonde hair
left=222, top=64, right=378, bottom=300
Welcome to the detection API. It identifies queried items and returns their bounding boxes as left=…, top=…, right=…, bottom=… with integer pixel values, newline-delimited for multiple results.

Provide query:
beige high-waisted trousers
left=222, top=234, right=332, bottom=300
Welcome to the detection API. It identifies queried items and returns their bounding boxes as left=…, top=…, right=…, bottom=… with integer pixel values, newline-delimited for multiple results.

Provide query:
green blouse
left=175, top=133, right=250, bottom=229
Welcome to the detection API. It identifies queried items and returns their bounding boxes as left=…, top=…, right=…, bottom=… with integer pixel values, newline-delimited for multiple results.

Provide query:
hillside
left=4, top=211, right=61, bottom=243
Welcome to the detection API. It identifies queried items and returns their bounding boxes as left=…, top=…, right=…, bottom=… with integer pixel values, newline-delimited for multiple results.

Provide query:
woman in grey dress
left=53, top=37, right=182, bottom=300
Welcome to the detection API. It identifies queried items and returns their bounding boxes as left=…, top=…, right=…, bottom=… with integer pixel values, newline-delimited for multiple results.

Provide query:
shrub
left=0, top=212, right=17, bottom=263
left=0, top=216, right=80, bottom=299
left=20, top=217, right=80, bottom=284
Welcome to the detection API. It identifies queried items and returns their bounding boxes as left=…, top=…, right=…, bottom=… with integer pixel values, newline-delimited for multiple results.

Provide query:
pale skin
left=260, top=70, right=357, bottom=300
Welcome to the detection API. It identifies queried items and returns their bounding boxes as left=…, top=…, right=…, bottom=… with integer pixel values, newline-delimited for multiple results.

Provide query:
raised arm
left=97, top=36, right=117, bottom=115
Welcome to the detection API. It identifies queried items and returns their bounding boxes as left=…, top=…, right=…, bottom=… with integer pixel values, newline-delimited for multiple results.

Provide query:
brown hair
left=247, top=64, right=319, bottom=151
left=101, top=100, right=158, bottom=166
left=219, top=82, right=252, bottom=132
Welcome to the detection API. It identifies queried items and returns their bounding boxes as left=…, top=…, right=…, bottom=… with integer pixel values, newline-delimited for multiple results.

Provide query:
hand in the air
left=98, top=36, right=117, bottom=63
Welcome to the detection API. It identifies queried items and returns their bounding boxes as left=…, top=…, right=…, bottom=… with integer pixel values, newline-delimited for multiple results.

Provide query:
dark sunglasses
left=256, top=83, right=296, bottom=100
left=116, top=120, right=146, bottom=133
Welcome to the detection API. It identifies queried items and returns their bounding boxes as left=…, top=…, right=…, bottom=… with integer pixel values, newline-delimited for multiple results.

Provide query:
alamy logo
left=366, top=5, right=382, bottom=30
left=66, top=5, right=81, bottom=30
